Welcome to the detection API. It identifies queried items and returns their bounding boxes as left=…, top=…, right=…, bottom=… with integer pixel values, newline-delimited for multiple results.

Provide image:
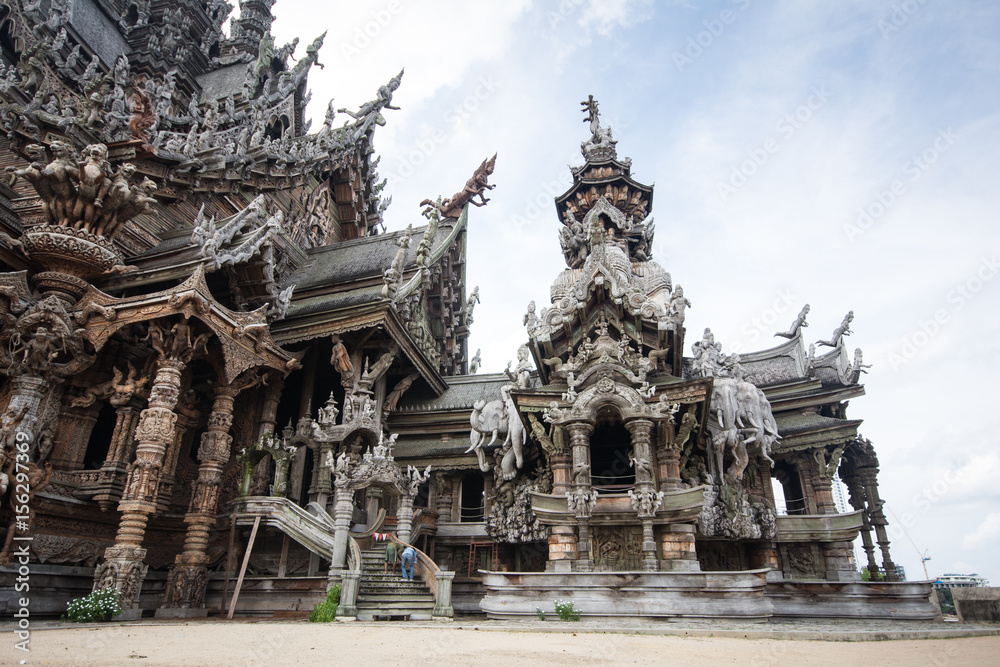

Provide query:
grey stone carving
left=468, top=384, right=526, bottom=481
left=775, top=304, right=810, bottom=339
left=817, top=310, right=854, bottom=348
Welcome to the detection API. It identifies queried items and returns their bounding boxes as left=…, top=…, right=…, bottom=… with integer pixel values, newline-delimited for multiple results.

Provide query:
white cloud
left=963, top=513, right=1000, bottom=550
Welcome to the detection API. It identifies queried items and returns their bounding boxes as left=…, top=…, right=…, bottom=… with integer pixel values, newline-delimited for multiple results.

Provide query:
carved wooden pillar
left=107, top=403, right=143, bottom=464
left=550, top=451, right=572, bottom=496
left=434, top=472, right=454, bottom=522
left=329, top=483, right=354, bottom=576
left=49, top=402, right=99, bottom=470
left=366, top=487, right=383, bottom=527
left=858, top=465, right=898, bottom=581
left=257, top=375, right=284, bottom=439
left=397, top=494, right=415, bottom=544
left=161, top=384, right=240, bottom=612
left=96, top=356, right=185, bottom=611
left=313, top=441, right=334, bottom=507
left=656, top=421, right=683, bottom=492
left=158, top=405, right=198, bottom=513
left=93, top=402, right=143, bottom=511
left=96, top=320, right=207, bottom=613
left=566, top=421, right=594, bottom=571
left=844, top=472, right=881, bottom=579
left=625, top=419, right=660, bottom=571
left=807, top=449, right=838, bottom=514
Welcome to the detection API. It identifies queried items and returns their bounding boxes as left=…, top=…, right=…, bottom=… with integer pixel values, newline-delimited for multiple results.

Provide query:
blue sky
left=264, top=0, right=1000, bottom=585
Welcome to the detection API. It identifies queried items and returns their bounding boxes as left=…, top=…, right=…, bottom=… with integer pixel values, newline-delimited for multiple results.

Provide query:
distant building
left=933, top=574, right=990, bottom=589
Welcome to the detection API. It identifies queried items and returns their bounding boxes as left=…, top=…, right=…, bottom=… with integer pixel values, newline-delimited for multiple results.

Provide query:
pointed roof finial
left=579, top=94, right=617, bottom=161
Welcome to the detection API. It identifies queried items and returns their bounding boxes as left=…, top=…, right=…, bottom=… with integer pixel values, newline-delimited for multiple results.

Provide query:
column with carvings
left=49, top=401, right=100, bottom=470
left=843, top=470, right=881, bottom=579
left=158, top=401, right=199, bottom=513
left=94, top=401, right=144, bottom=511
left=626, top=419, right=663, bottom=572
left=160, top=382, right=242, bottom=614
left=329, top=472, right=354, bottom=577
left=256, top=375, right=285, bottom=493
left=434, top=472, right=454, bottom=522
left=656, top=420, right=683, bottom=492
left=94, top=321, right=205, bottom=613
left=565, top=421, right=595, bottom=571
left=397, top=494, right=415, bottom=544
left=858, top=465, right=899, bottom=582
left=811, top=448, right=857, bottom=580
left=810, top=447, right=840, bottom=515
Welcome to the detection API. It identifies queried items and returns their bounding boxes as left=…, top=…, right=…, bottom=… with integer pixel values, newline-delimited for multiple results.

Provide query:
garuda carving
left=421, top=153, right=496, bottom=219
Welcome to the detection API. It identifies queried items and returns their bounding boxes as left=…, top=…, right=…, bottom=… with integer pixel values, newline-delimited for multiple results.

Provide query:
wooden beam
left=221, top=511, right=237, bottom=614
left=226, top=515, right=260, bottom=620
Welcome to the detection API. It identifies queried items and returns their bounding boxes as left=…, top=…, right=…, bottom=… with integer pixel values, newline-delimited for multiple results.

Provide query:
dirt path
left=3, top=622, right=997, bottom=666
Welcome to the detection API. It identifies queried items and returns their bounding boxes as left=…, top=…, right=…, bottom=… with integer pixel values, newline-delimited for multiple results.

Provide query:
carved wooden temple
left=0, top=0, right=936, bottom=621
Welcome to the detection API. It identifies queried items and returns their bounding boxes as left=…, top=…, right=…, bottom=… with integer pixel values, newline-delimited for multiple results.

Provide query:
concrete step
left=355, top=548, right=436, bottom=621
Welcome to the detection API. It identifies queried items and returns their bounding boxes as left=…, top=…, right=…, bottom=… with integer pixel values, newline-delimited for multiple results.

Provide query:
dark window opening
left=83, top=403, right=116, bottom=470
left=590, top=411, right=634, bottom=492
left=460, top=473, right=484, bottom=522
left=413, top=479, right=430, bottom=508
left=265, top=115, right=289, bottom=141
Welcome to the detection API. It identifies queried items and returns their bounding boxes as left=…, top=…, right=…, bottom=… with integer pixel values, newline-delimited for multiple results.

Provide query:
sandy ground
left=2, top=622, right=998, bottom=667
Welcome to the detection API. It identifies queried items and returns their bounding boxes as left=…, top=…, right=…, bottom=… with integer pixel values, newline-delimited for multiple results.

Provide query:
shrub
left=535, top=607, right=546, bottom=621
left=308, top=585, right=341, bottom=622
left=553, top=599, right=581, bottom=621
left=63, top=588, right=122, bottom=623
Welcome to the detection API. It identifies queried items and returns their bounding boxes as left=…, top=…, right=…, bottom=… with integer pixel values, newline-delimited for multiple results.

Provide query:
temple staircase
left=355, top=546, right=436, bottom=621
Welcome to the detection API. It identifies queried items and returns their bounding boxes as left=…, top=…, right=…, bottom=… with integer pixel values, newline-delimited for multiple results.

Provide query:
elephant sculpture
left=706, top=377, right=779, bottom=482
left=467, top=385, right=526, bottom=481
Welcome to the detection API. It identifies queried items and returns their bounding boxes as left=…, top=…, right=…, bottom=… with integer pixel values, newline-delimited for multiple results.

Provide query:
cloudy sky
left=261, top=0, right=1000, bottom=585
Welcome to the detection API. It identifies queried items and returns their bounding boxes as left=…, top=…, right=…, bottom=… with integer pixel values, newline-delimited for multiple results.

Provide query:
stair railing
left=349, top=507, right=387, bottom=538
left=392, top=533, right=454, bottom=618
left=336, top=535, right=363, bottom=618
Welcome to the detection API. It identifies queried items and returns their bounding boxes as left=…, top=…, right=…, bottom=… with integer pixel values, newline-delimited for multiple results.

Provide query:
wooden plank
left=221, top=511, right=237, bottom=614
left=226, top=515, right=261, bottom=620
left=277, top=533, right=290, bottom=578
